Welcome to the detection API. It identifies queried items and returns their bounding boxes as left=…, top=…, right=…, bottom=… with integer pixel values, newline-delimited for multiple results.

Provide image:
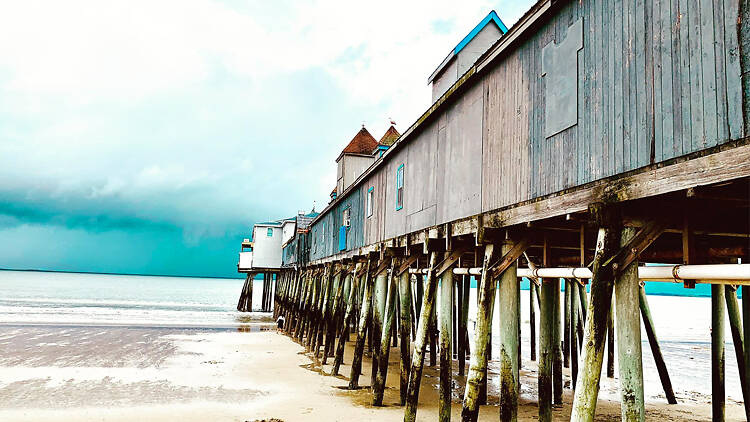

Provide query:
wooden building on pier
left=258, top=1, right=750, bottom=421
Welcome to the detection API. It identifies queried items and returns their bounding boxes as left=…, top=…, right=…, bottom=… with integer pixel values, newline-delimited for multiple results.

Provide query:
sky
left=0, top=0, right=534, bottom=278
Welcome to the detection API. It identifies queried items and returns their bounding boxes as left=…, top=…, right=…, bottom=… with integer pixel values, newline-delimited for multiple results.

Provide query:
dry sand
left=0, top=324, right=744, bottom=421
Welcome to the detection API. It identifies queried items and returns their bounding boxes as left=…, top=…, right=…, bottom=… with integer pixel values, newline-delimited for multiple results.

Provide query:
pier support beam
left=439, top=265, right=455, bottom=422
left=530, top=282, right=537, bottom=361
left=398, top=270, right=413, bottom=405
left=404, top=252, right=438, bottom=422
left=712, top=284, right=726, bottom=422
left=570, top=279, right=579, bottom=389
left=607, top=304, right=615, bottom=378
left=614, top=227, right=645, bottom=422
left=371, top=264, right=389, bottom=388
left=570, top=208, right=621, bottom=421
left=349, top=261, right=373, bottom=389
left=333, top=269, right=360, bottom=375
left=564, top=278, right=571, bottom=369
left=552, top=276, right=562, bottom=405
left=539, top=275, right=555, bottom=422
left=725, top=285, right=750, bottom=420
left=324, top=270, right=346, bottom=364
left=639, top=285, right=676, bottom=404
left=374, top=259, right=398, bottom=406
left=460, top=245, right=495, bottom=422
left=498, top=241, right=520, bottom=422
left=744, top=285, right=750, bottom=419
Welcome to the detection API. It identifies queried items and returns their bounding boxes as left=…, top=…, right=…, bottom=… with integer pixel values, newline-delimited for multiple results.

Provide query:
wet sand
left=0, top=324, right=744, bottom=421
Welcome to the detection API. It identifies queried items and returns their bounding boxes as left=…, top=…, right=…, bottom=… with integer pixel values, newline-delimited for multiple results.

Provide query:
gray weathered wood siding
left=310, top=187, right=364, bottom=261
left=308, top=0, right=745, bottom=261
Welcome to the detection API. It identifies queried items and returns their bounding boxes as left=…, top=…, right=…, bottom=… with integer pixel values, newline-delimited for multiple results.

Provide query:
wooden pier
left=245, top=0, right=750, bottom=419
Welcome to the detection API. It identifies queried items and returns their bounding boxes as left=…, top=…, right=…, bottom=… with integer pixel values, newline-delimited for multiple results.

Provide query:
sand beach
left=0, top=318, right=745, bottom=421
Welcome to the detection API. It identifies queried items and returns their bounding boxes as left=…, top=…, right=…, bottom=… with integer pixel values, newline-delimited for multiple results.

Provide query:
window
left=267, top=228, right=273, bottom=237
left=343, top=207, right=351, bottom=227
left=395, top=164, right=404, bottom=210
left=367, top=187, right=374, bottom=217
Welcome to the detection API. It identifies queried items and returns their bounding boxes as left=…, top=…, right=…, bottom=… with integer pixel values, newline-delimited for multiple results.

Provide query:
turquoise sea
left=0, top=270, right=253, bottom=327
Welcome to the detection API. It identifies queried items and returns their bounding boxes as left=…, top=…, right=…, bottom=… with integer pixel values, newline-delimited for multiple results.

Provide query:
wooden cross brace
left=603, top=220, right=668, bottom=276
left=487, top=236, right=532, bottom=280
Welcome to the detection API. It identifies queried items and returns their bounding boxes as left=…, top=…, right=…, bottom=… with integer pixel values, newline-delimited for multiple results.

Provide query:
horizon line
left=0, top=267, right=245, bottom=280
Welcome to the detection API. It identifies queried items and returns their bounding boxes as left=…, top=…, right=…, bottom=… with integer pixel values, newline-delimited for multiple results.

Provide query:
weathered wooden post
left=479, top=274, right=495, bottom=406
left=607, top=303, right=615, bottom=378
left=564, top=278, right=571, bottom=369
left=313, top=267, right=333, bottom=355
left=415, top=274, right=424, bottom=326
left=404, top=251, right=438, bottom=422
left=724, top=285, right=749, bottom=419
left=570, top=207, right=621, bottom=421
left=614, top=227, right=644, bottom=422
left=552, top=276, right=563, bottom=405
left=744, top=285, right=750, bottom=419
left=461, top=244, right=495, bottom=422
left=237, top=274, right=249, bottom=312
left=430, top=302, right=438, bottom=367
left=304, top=271, right=319, bottom=347
left=324, top=269, right=346, bottom=364
left=295, top=270, right=312, bottom=340
left=498, top=241, right=520, bottom=422
left=539, top=274, right=555, bottom=422
left=638, top=285, right=676, bottom=404
left=349, top=260, right=373, bottom=389
left=398, top=269, right=413, bottom=405
left=451, top=277, right=463, bottom=359
left=530, top=281, right=537, bottom=361
left=456, top=274, right=463, bottom=364
left=373, top=259, right=399, bottom=406
left=712, top=284, right=726, bottom=422
left=570, top=278, right=579, bottom=389
left=439, top=261, right=454, bottom=422
left=461, top=273, right=470, bottom=375
left=333, top=266, right=361, bottom=376
left=331, top=270, right=360, bottom=376
left=371, top=261, right=389, bottom=388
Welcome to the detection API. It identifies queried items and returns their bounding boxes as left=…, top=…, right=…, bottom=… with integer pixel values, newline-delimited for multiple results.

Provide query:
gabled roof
left=378, top=125, right=400, bottom=147
left=427, top=10, right=509, bottom=84
left=337, top=127, right=379, bottom=161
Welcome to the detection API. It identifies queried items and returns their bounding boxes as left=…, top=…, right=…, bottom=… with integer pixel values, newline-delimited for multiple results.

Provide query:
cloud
left=0, top=0, right=535, bottom=275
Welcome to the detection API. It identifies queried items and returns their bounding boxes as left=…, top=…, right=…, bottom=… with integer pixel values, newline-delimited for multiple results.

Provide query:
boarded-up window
left=367, top=187, right=374, bottom=217
left=396, top=164, right=404, bottom=210
left=541, top=18, right=583, bottom=137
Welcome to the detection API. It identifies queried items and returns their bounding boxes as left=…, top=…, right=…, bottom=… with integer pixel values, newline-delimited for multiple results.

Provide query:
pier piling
left=712, top=284, right=726, bottom=422
left=373, top=259, right=398, bottom=406
left=349, top=260, right=373, bottom=389
left=498, top=241, right=520, bottom=422
left=614, top=227, right=645, bottom=421
left=439, top=263, right=454, bottom=422
left=570, top=210, right=620, bottom=421
left=398, top=269, right=412, bottom=405
left=460, top=244, right=494, bottom=422
left=404, top=252, right=438, bottom=422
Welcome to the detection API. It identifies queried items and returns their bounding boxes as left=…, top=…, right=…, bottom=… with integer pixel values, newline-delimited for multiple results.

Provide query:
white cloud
left=0, top=0, right=535, bottom=236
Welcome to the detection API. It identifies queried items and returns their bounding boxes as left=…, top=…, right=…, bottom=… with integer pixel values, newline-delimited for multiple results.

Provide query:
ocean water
left=0, top=270, right=264, bottom=327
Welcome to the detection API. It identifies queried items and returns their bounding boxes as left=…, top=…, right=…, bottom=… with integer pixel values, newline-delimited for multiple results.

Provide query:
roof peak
left=338, top=126, right=379, bottom=159
left=378, top=125, right=400, bottom=146
left=427, top=10, right=509, bottom=84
